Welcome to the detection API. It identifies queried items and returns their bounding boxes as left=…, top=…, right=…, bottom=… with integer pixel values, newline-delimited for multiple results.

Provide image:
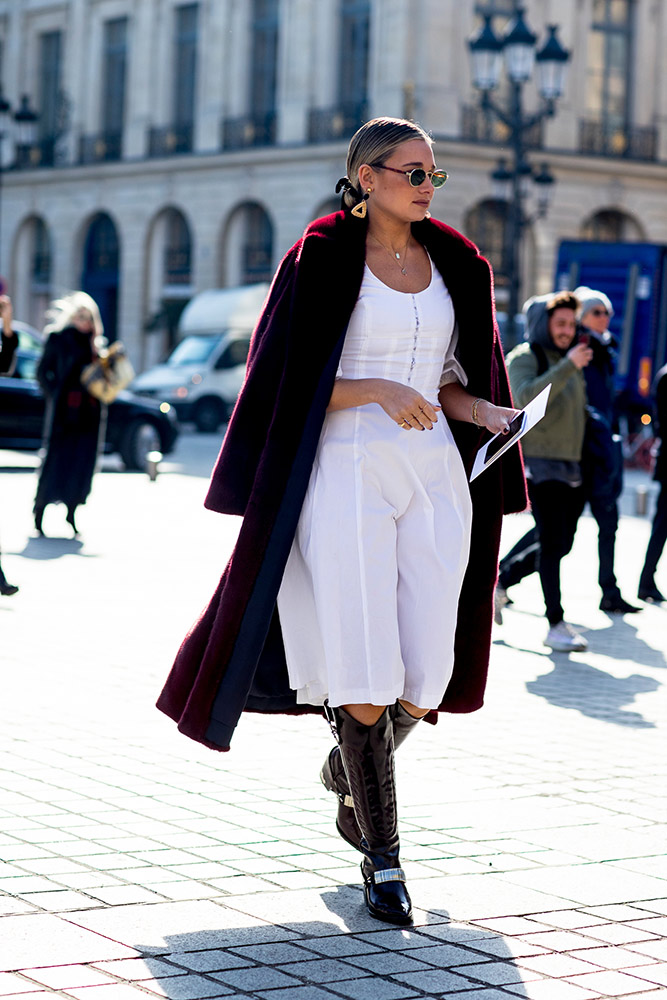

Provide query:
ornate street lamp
left=468, top=7, right=570, bottom=348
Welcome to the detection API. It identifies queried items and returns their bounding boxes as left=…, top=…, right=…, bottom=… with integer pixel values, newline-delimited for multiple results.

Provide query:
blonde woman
left=34, top=292, right=104, bottom=536
left=159, top=118, right=526, bottom=924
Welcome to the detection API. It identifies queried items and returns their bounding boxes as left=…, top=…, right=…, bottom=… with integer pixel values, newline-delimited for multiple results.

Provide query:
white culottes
left=277, top=261, right=473, bottom=709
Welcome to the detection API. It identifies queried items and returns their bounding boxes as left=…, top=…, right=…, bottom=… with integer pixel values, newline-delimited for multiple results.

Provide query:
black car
left=0, top=349, right=180, bottom=470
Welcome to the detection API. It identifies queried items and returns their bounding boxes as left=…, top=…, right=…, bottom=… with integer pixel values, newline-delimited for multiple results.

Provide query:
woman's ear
left=357, top=163, right=374, bottom=190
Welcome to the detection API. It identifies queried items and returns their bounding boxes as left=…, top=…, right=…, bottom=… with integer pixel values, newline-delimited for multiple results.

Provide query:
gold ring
left=400, top=420, right=410, bottom=428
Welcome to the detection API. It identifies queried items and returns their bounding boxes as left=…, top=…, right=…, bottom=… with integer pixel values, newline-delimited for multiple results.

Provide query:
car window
left=14, top=353, right=39, bottom=380
left=214, top=338, right=250, bottom=370
left=167, top=334, right=223, bottom=366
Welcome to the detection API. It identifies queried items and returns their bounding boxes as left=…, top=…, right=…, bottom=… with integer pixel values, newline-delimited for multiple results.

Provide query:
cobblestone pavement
left=1, top=437, right=666, bottom=1000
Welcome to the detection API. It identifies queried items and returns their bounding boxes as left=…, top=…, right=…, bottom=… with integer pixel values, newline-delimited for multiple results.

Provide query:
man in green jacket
left=501, top=291, right=592, bottom=651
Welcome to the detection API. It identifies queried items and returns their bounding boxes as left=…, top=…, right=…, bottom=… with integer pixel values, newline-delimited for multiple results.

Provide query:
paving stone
left=563, top=969, right=659, bottom=994
left=137, top=975, right=233, bottom=998
left=0, top=974, right=44, bottom=996
left=92, top=958, right=189, bottom=980
left=204, top=966, right=301, bottom=991
left=0, top=914, right=139, bottom=971
left=20, top=967, right=118, bottom=989
left=311, top=980, right=419, bottom=1000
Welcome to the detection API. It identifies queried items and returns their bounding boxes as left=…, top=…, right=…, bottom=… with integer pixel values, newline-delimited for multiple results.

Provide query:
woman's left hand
left=476, top=401, right=521, bottom=435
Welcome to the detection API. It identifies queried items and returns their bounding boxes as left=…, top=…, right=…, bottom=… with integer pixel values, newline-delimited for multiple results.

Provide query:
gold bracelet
left=471, top=397, right=485, bottom=426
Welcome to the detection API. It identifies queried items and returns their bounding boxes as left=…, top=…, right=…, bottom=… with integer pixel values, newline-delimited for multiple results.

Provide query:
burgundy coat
left=157, top=211, right=527, bottom=751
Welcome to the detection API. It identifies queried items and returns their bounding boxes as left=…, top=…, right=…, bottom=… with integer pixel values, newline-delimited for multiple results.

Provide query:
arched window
left=221, top=203, right=274, bottom=286
left=81, top=213, right=120, bottom=340
left=164, top=209, right=193, bottom=286
left=581, top=209, right=644, bottom=242
left=465, top=199, right=510, bottom=289
left=241, top=204, right=273, bottom=284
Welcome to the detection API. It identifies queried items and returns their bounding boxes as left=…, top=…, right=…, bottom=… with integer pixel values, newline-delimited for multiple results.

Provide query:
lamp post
left=468, top=7, right=569, bottom=348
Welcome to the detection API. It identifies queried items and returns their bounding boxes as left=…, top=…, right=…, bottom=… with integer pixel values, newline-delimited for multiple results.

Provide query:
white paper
left=469, top=383, right=552, bottom=482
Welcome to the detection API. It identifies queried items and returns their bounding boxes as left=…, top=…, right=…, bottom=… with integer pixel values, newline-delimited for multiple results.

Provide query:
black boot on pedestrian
left=0, top=564, right=19, bottom=596
left=638, top=581, right=665, bottom=603
left=34, top=505, right=45, bottom=536
left=328, top=704, right=412, bottom=926
left=320, top=701, right=422, bottom=852
left=66, top=507, right=79, bottom=536
left=600, top=591, right=641, bottom=613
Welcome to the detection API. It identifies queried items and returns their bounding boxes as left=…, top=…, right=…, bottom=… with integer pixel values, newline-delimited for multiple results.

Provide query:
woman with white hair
left=33, top=292, right=104, bottom=536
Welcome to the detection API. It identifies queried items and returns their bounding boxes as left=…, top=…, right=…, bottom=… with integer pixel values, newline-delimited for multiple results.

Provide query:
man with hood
left=500, top=291, right=592, bottom=651
left=574, top=286, right=639, bottom=613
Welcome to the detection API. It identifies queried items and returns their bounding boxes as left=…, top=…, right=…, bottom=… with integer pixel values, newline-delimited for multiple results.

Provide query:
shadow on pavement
left=588, top=617, right=667, bottom=670
left=18, top=536, right=89, bottom=560
left=132, top=910, right=530, bottom=995
left=527, top=658, right=660, bottom=728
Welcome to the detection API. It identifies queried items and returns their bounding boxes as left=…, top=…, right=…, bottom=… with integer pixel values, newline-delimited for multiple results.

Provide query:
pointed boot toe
left=362, top=859, right=413, bottom=925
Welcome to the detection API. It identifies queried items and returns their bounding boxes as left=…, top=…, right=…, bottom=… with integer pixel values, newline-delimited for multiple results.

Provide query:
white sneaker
left=544, top=621, right=588, bottom=652
left=494, top=585, right=508, bottom=625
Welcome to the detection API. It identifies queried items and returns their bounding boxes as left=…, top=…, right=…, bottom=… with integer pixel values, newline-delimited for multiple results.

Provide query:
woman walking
left=34, top=292, right=104, bottom=537
left=158, top=117, right=526, bottom=924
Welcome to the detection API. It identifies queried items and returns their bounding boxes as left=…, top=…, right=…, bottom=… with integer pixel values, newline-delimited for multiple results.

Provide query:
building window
left=586, top=0, right=633, bottom=133
left=102, top=18, right=128, bottom=139
left=241, top=205, right=273, bottom=284
left=581, top=208, right=643, bottom=242
left=32, top=218, right=51, bottom=289
left=164, top=210, right=192, bottom=286
left=339, top=0, right=370, bottom=114
left=174, top=3, right=198, bottom=129
left=37, top=31, right=62, bottom=165
left=465, top=199, right=510, bottom=289
left=250, top=0, right=278, bottom=121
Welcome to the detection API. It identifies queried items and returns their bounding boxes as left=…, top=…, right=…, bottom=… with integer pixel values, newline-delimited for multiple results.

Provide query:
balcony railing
left=579, top=119, right=658, bottom=161
left=460, top=105, right=544, bottom=148
left=13, top=137, right=57, bottom=170
left=307, top=102, right=369, bottom=143
left=221, top=111, right=276, bottom=150
left=79, top=131, right=122, bottom=164
left=147, top=124, right=193, bottom=157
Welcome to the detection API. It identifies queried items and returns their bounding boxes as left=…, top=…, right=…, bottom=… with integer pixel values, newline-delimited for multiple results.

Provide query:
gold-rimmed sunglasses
left=372, top=164, right=448, bottom=188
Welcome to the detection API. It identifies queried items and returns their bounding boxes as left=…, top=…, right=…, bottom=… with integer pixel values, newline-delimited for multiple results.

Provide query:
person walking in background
left=33, top=292, right=104, bottom=537
left=157, top=117, right=526, bottom=925
left=638, top=363, right=667, bottom=603
left=0, top=294, right=19, bottom=595
left=575, top=286, right=640, bottom=613
left=503, top=291, right=592, bottom=651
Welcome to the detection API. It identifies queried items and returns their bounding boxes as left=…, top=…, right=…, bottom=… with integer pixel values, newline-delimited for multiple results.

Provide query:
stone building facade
left=1, top=0, right=666, bottom=368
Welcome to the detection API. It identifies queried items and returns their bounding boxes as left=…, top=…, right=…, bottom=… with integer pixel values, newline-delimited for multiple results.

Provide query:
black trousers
left=639, top=482, right=667, bottom=587
left=500, top=480, right=584, bottom=625
left=500, top=492, right=620, bottom=598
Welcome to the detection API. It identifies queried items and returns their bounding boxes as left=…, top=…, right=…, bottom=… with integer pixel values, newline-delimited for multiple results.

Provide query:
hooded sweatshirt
left=505, top=294, right=587, bottom=462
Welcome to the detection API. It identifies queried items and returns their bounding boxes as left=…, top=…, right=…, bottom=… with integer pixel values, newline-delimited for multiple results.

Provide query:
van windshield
left=167, top=334, right=223, bottom=366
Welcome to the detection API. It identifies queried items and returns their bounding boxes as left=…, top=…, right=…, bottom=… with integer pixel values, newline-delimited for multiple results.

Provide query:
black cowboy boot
left=321, top=701, right=422, bottom=851
left=328, top=705, right=412, bottom=925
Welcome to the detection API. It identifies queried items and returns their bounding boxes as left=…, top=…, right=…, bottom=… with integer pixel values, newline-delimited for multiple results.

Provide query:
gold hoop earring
left=351, top=188, right=372, bottom=219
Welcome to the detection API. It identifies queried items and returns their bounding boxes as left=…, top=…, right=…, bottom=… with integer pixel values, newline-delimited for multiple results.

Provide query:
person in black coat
left=33, top=292, right=104, bottom=536
left=574, top=287, right=640, bottom=613
left=638, top=364, right=667, bottom=602
left=0, top=294, right=19, bottom=595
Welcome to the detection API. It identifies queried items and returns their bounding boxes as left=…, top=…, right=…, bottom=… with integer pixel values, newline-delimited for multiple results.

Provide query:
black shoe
left=600, top=594, right=641, bottom=613
left=328, top=705, right=412, bottom=926
left=0, top=581, right=19, bottom=596
left=34, top=506, right=45, bottom=536
left=321, top=702, right=422, bottom=853
left=638, top=585, right=665, bottom=604
left=66, top=508, right=79, bottom=536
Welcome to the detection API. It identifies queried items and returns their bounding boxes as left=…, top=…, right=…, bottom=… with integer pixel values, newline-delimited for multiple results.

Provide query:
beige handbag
left=81, top=341, right=135, bottom=404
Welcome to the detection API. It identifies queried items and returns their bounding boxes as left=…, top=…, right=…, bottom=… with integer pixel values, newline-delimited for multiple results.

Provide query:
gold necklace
left=369, top=233, right=410, bottom=275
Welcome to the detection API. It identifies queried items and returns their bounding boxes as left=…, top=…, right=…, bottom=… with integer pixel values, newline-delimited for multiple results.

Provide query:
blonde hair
left=341, top=117, right=434, bottom=209
left=44, top=291, right=105, bottom=342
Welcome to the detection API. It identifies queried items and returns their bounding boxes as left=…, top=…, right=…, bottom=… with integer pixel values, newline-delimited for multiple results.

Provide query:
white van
left=132, top=283, right=269, bottom=432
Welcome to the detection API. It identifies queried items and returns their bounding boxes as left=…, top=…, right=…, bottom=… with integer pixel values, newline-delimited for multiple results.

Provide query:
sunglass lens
left=431, top=171, right=448, bottom=188
left=409, top=169, right=426, bottom=187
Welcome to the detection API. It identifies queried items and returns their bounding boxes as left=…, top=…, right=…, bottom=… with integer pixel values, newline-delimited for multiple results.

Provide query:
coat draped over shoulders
left=156, top=211, right=527, bottom=751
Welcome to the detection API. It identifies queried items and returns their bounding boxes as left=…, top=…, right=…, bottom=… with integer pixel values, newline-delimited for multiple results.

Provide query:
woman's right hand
left=567, top=342, right=593, bottom=369
left=375, top=380, right=441, bottom=430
